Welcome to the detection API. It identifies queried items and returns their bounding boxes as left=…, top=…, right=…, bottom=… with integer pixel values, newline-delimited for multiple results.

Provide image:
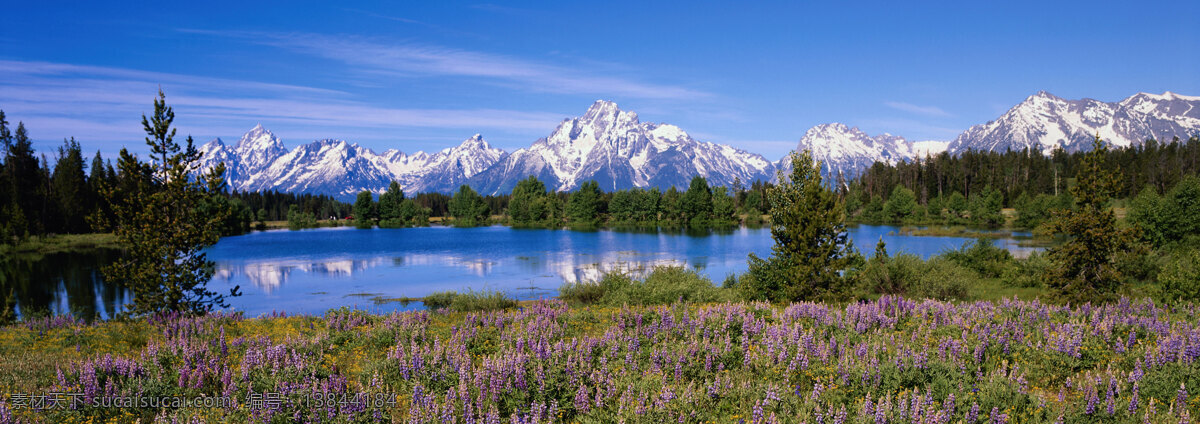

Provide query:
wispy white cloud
left=883, top=101, right=953, bottom=118
left=0, top=59, right=565, bottom=153
left=182, top=30, right=709, bottom=100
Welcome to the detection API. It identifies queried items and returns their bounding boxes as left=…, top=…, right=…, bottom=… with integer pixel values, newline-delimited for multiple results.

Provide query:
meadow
left=1, top=293, right=1198, bottom=423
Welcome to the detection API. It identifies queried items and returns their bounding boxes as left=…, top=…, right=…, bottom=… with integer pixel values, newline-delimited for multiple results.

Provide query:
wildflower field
left=1, top=297, right=1199, bottom=423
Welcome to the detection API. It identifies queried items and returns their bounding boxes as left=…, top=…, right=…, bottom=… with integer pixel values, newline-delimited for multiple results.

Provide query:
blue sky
left=2, top=1, right=1197, bottom=160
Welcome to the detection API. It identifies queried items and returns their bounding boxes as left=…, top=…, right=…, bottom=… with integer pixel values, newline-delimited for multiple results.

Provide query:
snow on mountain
left=194, top=92, right=1198, bottom=200
left=383, top=134, right=508, bottom=194
left=469, top=100, right=775, bottom=195
left=778, top=123, right=918, bottom=184
left=197, top=127, right=506, bottom=200
left=948, top=91, right=1200, bottom=154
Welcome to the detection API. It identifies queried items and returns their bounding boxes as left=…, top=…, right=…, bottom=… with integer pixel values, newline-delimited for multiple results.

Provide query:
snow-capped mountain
left=197, top=130, right=507, bottom=200
left=948, top=91, right=1200, bottom=154
left=468, top=100, right=775, bottom=194
left=777, top=123, right=921, bottom=183
left=196, top=92, right=1198, bottom=199
left=383, top=134, right=507, bottom=194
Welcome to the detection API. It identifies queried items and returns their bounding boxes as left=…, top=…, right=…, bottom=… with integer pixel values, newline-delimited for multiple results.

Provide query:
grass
left=0, top=233, right=121, bottom=257
left=3, top=297, right=1198, bottom=423
left=421, top=289, right=519, bottom=312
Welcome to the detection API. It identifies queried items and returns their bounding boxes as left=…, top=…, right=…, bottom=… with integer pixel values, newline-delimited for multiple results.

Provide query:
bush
left=1002, top=251, right=1051, bottom=288
left=422, top=290, right=518, bottom=312
left=1158, top=248, right=1200, bottom=303
left=938, top=239, right=1013, bottom=278
left=854, top=254, right=972, bottom=300
left=560, top=266, right=733, bottom=306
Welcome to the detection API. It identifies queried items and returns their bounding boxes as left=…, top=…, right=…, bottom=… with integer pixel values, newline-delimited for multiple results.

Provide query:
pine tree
left=5, top=122, right=41, bottom=237
left=377, top=182, right=406, bottom=227
left=508, top=176, right=553, bottom=226
left=100, top=90, right=238, bottom=315
left=353, top=191, right=377, bottom=228
left=51, top=138, right=89, bottom=233
left=681, top=175, right=713, bottom=227
left=566, top=180, right=603, bottom=226
left=1043, top=136, right=1138, bottom=304
left=448, top=184, right=489, bottom=226
left=744, top=150, right=858, bottom=302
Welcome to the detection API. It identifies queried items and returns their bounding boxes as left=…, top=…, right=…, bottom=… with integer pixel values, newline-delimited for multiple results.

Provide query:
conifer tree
left=566, top=180, right=603, bottom=226
left=353, top=191, right=377, bottom=228
left=448, top=184, right=489, bottom=226
left=1043, top=136, right=1138, bottom=304
left=100, top=90, right=238, bottom=315
left=744, top=150, right=857, bottom=302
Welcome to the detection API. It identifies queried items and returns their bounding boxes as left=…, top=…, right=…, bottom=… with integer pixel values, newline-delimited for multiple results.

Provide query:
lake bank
left=2, top=225, right=1045, bottom=319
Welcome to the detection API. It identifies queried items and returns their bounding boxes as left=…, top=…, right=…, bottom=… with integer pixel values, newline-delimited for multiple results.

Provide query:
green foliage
left=1001, top=251, right=1051, bottom=289
left=1157, top=247, right=1200, bottom=303
left=422, top=290, right=518, bottom=312
left=939, top=238, right=1013, bottom=278
left=286, top=204, right=319, bottom=230
left=882, top=185, right=917, bottom=223
left=566, top=180, right=603, bottom=226
left=968, top=186, right=1004, bottom=227
left=99, top=90, right=239, bottom=316
left=1014, top=192, right=1069, bottom=228
left=352, top=190, right=376, bottom=228
left=710, top=186, right=737, bottom=226
left=448, top=184, right=489, bottom=226
left=852, top=254, right=972, bottom=300
left=1043, top=136, right=1140, bottom=304
left=743, top=150, right=857, bottom=302
left=681, top=175, right=713, bottom=227
left=559, top=266, right=733, bottom=306
left=50, top=138, right=91, bottom=234
left=1129, top=176, right=1200, bottom=247
left=508, top=176, right=557, bottom=227
left=377, top=181, right=405, bottom=221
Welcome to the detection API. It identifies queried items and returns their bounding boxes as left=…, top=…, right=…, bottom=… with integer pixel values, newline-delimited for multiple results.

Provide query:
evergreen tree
left=711, top=186, right=736, bottom=226
left=1043, top=136, right=1138, bottom=304
left=353, top=191, right=377, bottom=228
left=377, top=182, right=406, bottom=227
left=448, top=184, right=489, bottom=226
left=101, top=90, right=239, bottom=315
left=882, top=186, right=917, bottom=223
left=51, top=138, right=89, bottom=233
left=5, top=121, right=41, bottom=237
left=744, top=150, right=857, bottom=302
left=566, top=180, right=603, bottom=226
left=508, top=176, right=553, bottom=226
left=681, top=175, right=713, bottom=227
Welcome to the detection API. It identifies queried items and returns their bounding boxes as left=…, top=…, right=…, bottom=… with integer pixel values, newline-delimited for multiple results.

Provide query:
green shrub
left=938, top=238, right=1013, bottom=278
left=854, top=254, right=972, bottom=300
left=422, top=291, right=458, bottom=310
left=422, top=290, right=519, bottom=312
left=560, top=266, right=733, bottom=306
left=1002, top=251, right=1051, bottom=288
left=1158, top=248, right=1200, bottom=303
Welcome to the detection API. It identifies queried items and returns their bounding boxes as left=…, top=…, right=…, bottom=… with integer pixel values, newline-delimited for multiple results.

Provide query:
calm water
left=1, top=225, right=1039, bottom=318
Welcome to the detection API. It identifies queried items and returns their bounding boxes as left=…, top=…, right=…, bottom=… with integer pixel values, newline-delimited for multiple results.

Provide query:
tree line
left=340, top=175, right=774, bottom=229
left=842, top=135, right=1200, bottom=227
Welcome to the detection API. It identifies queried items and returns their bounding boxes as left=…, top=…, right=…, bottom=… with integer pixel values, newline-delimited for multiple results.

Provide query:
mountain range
left=197, top=91, right=1200, bottom=200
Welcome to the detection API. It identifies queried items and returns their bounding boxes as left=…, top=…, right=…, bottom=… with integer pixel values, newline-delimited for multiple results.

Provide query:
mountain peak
left=580, top=100, right=637, bottom=127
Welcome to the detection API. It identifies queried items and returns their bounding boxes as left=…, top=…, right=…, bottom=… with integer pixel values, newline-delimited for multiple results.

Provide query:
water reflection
left=0, top=250, right=129, bottom=320
left=10, top=225, right=1046, bottom=318
left=214, top=258, right=386, bottom=292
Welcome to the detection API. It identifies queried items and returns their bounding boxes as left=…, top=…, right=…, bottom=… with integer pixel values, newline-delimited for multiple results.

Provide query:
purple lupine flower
left=966, top=402, right=980, bottom=423
left=1129, top=383, right=1140, bottom=414
left=989, top=407, right=1007, bottom=424
left=574, top=384, right=590, bottom=414
left=1177, top=383, right=1188, bottom=410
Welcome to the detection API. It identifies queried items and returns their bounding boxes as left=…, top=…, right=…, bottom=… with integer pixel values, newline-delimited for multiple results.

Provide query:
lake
left=1, top=225, right=1040, bottom=318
